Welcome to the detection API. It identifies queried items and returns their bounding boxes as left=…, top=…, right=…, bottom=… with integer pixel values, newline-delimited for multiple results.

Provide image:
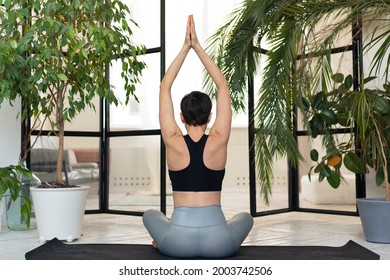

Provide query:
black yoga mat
left=25, top=238, right=380, bottom=260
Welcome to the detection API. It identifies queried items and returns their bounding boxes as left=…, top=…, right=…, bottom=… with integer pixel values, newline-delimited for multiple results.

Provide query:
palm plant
left=204, top=0, right=390, bottom=203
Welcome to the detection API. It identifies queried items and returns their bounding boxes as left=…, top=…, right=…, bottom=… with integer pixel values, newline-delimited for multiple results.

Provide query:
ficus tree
left=0, top=0, right=146, bottom=186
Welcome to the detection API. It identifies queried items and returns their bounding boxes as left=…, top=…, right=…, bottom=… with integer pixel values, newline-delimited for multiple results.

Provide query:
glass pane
left=30, top=136, right=100, bottom=210
left=298, top=135, right=356, bottom=212
left=312, top=12, right=352, bottom=48
left=165, top=0, right=243, bottom=36
left=123, top=0, right=161, bottom=49
left=297, top=51, right=353, bottom=131
left=222, top=127, right=251, bottom=217
left=108, top=136, right=162, bottom=212
left=256, top=155, right=289, bottom=212
left=66, top=97, right=100, bottom=132
left=251, top=51, right=289, bottom=212
left=110, top=53, right=160, bottom=131
left=30, top=96, right=100, bottom=132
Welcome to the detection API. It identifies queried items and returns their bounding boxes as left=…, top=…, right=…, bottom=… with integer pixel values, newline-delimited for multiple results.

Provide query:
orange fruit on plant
left=327, top=155, right=342, bottom=167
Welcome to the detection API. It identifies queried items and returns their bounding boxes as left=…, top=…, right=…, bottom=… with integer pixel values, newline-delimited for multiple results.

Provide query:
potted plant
left=0, top=165, right=33, bottom=229
left=0, top=0, right=146, bottom=242
left=204, top=1, right=390, bottom=241
left=303, top=72, right=390, bottom=243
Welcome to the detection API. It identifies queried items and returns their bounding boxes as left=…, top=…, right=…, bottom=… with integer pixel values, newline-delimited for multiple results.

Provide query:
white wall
left=0, top=100, right=21, bottom=166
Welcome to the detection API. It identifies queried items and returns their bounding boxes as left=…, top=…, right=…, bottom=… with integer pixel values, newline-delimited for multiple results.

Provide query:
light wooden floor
left=1, top=210, right=390, bottom=260
left=2, top=182, right=390, bottom=260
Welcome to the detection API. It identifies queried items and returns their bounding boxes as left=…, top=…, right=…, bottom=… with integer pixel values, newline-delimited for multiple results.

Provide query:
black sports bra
left=168, top=134, right=225, bottom=192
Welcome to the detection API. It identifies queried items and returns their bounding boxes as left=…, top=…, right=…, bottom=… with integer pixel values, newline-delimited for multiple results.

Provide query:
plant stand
left=30, top=186, right=89, bottom=242
left=357, top=198, right=390, bottom=243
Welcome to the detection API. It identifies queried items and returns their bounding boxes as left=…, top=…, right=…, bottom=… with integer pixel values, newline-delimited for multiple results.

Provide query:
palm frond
left=205, top=0, right=390, bottom=204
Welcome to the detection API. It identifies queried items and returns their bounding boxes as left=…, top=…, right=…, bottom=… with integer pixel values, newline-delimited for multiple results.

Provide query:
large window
left=27, top=0, right=365, bottom=218
left=29, top=0, right=251, bottom=216
left=106, top=0, right=250, bottom=217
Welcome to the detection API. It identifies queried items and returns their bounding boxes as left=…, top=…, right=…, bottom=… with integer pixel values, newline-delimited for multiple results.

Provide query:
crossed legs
left=142, top=206, right=253, bottom=258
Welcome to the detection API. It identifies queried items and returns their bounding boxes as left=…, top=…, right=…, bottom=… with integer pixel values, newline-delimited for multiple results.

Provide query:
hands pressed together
left=184, top=15, right=201, bottom=50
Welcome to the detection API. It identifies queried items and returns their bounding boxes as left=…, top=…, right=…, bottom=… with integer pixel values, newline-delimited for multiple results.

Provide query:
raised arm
left=188, top=15, right=232, bottom=142
left=159, top=18, right=192, bottom=143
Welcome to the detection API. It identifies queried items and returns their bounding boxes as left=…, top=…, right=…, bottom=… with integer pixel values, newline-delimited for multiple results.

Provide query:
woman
left=142, top=15, right=253, bottom=258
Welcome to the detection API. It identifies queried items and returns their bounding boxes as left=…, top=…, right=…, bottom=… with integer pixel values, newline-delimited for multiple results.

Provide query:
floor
left=1, top=210, right=390, bottom=260
left=1, top=184, right=390, bottom=260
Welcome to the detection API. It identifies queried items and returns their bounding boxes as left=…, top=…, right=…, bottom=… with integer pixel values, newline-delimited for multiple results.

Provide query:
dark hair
left=180, top=91, right=212, bottom=126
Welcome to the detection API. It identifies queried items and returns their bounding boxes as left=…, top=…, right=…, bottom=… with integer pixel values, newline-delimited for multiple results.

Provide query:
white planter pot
left=30, top=186, right=89, bottom=242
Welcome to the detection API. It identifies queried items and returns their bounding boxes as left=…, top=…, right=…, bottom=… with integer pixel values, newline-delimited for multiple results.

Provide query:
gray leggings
left=142, top=205, right=254, bottom=258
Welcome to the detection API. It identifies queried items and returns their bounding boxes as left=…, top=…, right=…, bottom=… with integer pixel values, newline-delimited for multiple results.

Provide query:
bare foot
left=152, top=240, right=159, bottom=248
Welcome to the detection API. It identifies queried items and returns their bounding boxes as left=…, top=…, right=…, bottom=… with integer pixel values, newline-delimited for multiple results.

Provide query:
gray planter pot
left=356, top=198, right=390, bottom=243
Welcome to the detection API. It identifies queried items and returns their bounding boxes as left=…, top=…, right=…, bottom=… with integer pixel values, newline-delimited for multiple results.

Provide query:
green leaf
left=301, top=96, right=310, bottom=110
left=337, top=83, right=349, bottom=94
left=20, top=196, right=32, bottom=229
left=57, top=74, right=68, bottom=81
left=318, top=173, right=325, bottom=182
left=312, top=91, right=325, bottom=109
left=320, top=110, right=337, bottom=125
left=314, top=163, right=323, bottom=173
left=372, top=95, right=390, bottom=114
left=326, top=170, right=341, bottom=189
left=310, top=149, right=319, bottom=161
left=109, top=33, right=114, bottom=43
left=336, top=111, right=351, bottom=126
left=363, top=76, right=377, bottom=84
left=344, top=74, right=353, bottom=89
left=344, top=152, right=365, bottom=173
left=332, top=73, right=344, bottom=83
left=69, top=28, right=76, bottom=39
left=375, top=168, right=385, bottom=186
left=10, top=40, right=18, bottom=49
left=81, top=48, right=88, bottom=59
left=309, top=122, right=319, bottom=138
left=319, top=164, right=332, bottom=178
left=309, top=114, right=325, bottom=135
